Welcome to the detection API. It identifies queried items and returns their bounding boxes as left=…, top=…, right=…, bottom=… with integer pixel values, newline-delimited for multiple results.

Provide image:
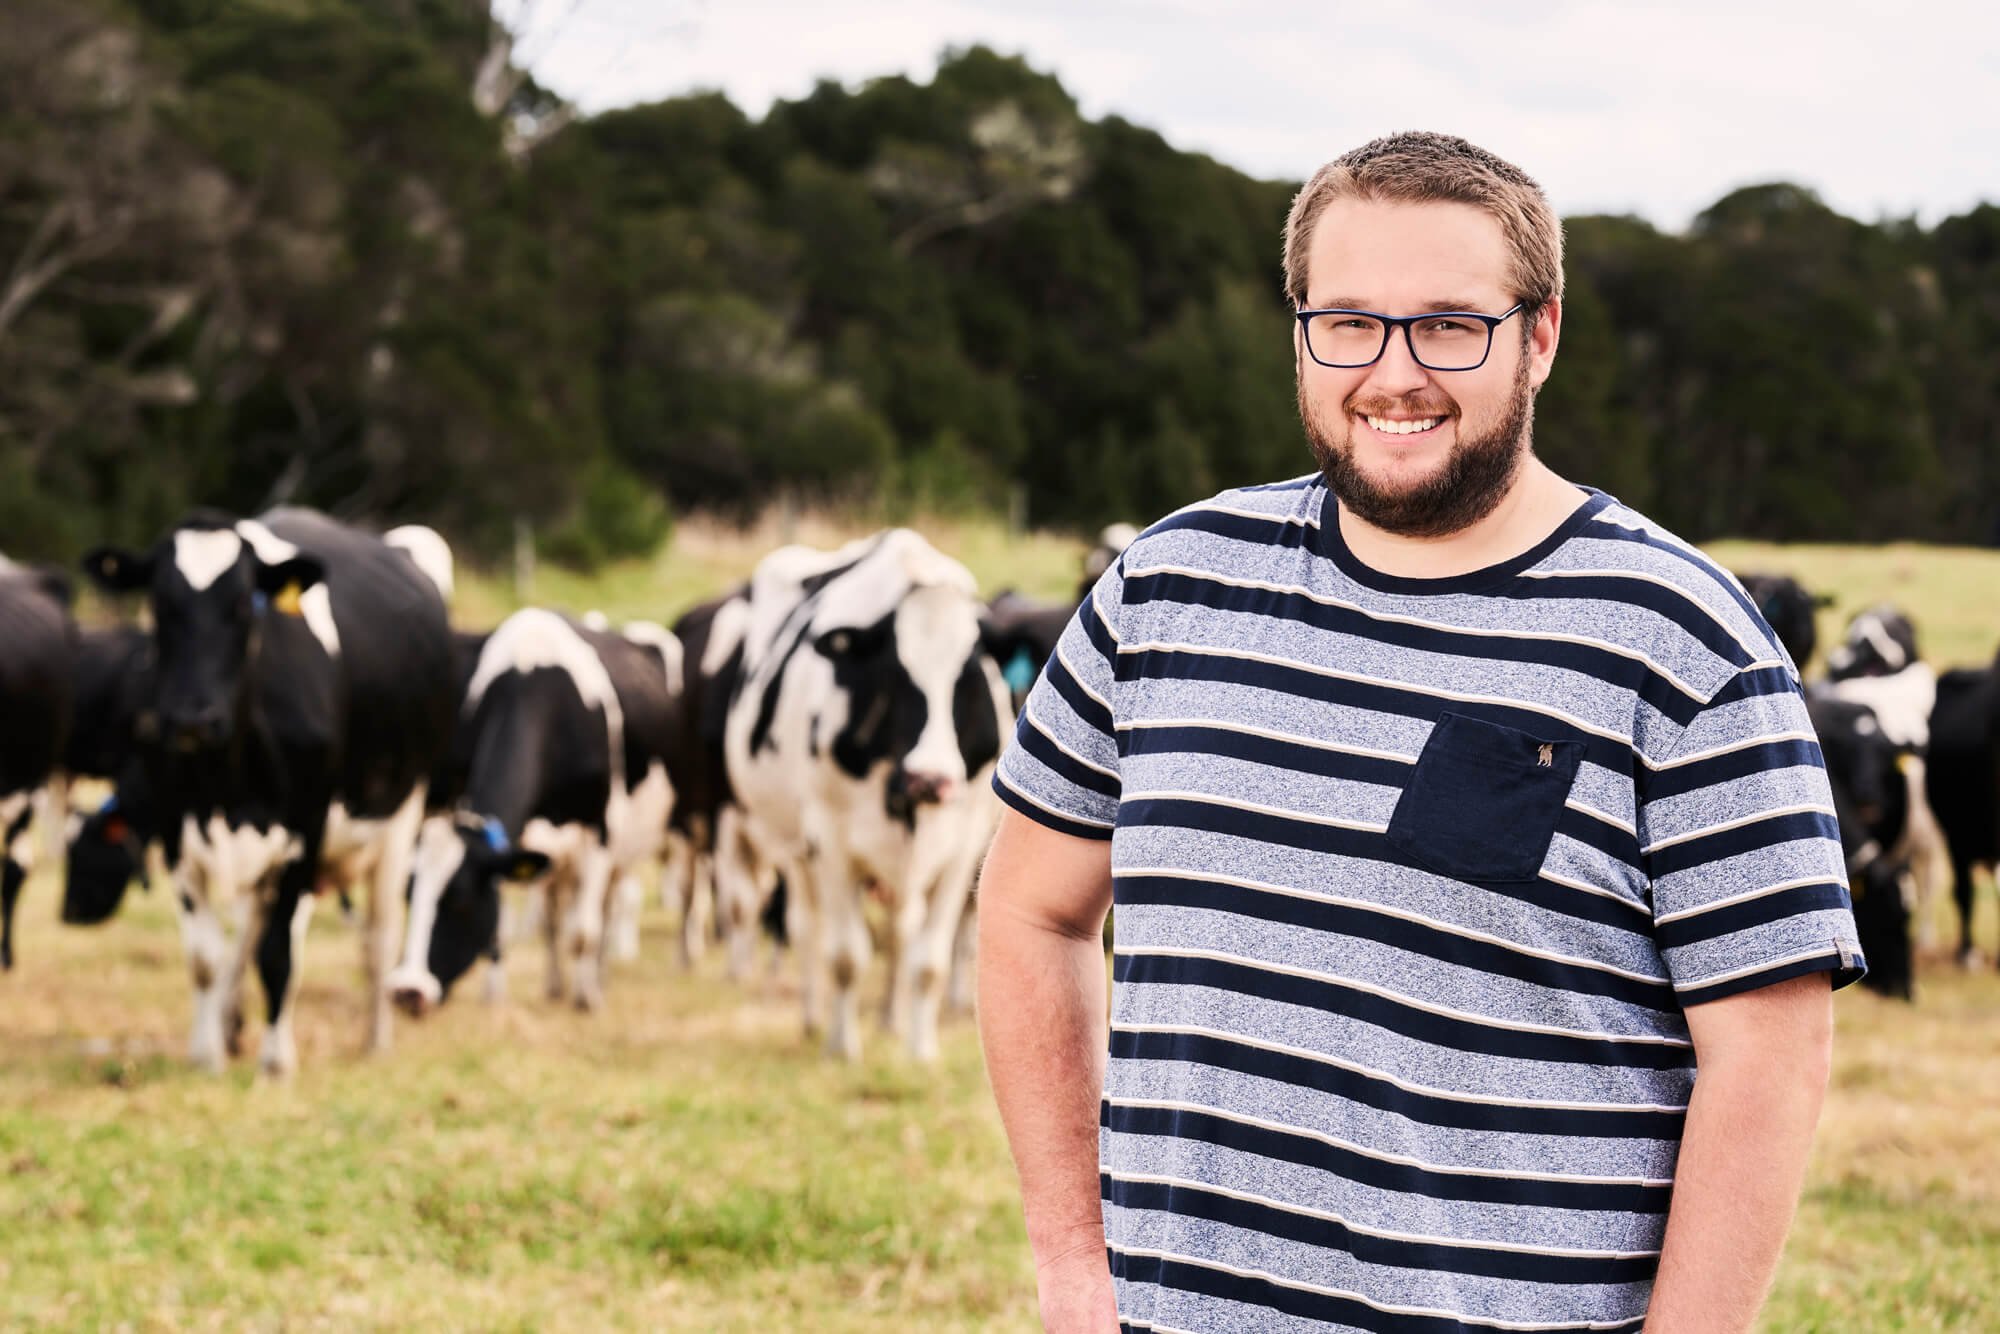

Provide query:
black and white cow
left=982, top=590, right=1074, bottom=714
left=1807, top=694, right=1913, bottom=999
left=80, top=509, right=456, bottom=1075
left=0, top=566, right=76, bottom=970
left=1734, top=572, right=1825, bottom=673
left=1926, top=656, right=2000, bottom=969
left=1817, top=605, right=1948, bottom=946
left=386, top=608, right=679, bottom=1014
left=724, top=529, right=1011, bottom=1061
left=1078, top=522, right=1140, bottom=604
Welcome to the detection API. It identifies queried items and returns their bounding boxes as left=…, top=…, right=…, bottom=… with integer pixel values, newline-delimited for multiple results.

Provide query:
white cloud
left=512, top=0, right=2000, bottom=229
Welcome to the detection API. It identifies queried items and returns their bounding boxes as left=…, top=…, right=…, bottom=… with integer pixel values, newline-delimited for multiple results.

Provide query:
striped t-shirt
left=993, top=475, right=1864, bottom=1334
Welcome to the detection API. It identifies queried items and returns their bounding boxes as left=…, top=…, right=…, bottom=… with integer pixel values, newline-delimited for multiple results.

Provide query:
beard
left=1300, top=354, right=1533, bottom=539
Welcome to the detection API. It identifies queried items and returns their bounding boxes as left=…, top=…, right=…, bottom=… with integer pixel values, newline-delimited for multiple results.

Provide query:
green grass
left=12, top=523, right=2000, bottom=1330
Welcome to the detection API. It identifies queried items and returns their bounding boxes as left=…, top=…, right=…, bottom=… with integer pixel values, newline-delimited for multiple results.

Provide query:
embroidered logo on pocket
left=1537, top=743, right=1553, bottom=767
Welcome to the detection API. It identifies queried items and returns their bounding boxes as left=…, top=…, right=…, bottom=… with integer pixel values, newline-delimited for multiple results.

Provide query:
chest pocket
left=1386, top=711, right=1584, bottom=883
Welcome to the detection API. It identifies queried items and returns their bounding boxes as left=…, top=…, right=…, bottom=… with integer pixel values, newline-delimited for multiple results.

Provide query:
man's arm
left=1643, top=971, right=1834, bottom=1332
left=977, top=807, right=1119, bottom=1334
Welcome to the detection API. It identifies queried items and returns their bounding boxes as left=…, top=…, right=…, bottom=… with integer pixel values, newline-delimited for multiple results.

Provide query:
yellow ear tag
left=1895, top=752, right=1914, bottom=776
left=273, top=580, right=304, bottom=616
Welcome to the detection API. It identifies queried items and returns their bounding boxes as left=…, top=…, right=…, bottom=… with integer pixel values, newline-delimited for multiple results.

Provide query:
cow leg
left=362, top=784, right=426, bottom=1053
left=713, top=807, right=759, bottom=981
left=610, top=868, right=643, bottom=962
left=884, top=881, right=927, bottom=1037
left=946, top=895, right=978, bottom=1015
left=903, top=829, right=986, bottom=1063
left=1950, top=852, right=1980, bottom=967
left=816, top=859, right=869, bottom=1062
left=0, top=796, right=35, bottom=971
left=565, top=839, right=615, bottom=1012
left=174, top=866, right=237, bottom=1073
left=254, top=871, right=316, bottom=1079
left=482, top=912, right=509, bottom=1006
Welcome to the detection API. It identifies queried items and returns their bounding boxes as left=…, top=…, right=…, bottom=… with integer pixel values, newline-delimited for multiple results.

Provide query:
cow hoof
left=1959, top=947, right=1988, bottom=970
left=572, top=990, right=602, bottom=1014
left=224, top=1009, right=246, bottom=1058
left=189, top=1045, right=227, bottom=1075
left=390, top=988, right=432, bottom=1019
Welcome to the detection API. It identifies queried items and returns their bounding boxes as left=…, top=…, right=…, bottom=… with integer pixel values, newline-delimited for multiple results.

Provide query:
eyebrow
left=1307, top=297, right=1497, bottom=314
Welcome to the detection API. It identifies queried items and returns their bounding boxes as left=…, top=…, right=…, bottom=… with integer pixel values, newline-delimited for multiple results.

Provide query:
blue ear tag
left=1003, top=645, right=1037, bottom=694
left=251, top=590, right=270, bottom=614
left=481, top=817, right=510, bottom=853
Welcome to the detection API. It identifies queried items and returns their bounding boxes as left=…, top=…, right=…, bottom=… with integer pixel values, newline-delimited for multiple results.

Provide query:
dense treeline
left=5, top=0, right=1998, bottom=565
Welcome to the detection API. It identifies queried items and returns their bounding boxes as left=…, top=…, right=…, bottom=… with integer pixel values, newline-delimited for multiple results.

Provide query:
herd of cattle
left=0, top=508, right=1124, bottom=1077
left=0, top=517, right=1993, bottom=1082
left=1739, top=574, right=2000, bottom=998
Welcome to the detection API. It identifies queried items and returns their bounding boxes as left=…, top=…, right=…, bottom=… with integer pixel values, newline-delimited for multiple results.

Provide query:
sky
left=504, top=0, right=1999, bottom=231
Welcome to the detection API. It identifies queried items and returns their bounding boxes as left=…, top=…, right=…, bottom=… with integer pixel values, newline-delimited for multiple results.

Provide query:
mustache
left=1346, top=392, right=1458, bottom=419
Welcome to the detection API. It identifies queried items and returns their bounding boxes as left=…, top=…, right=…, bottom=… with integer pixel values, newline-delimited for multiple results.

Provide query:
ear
left=82, top=546, right=153, bottom=593
left=254, top=554, right=326, bottom=614
left=504, top=851, right=550, bottom=884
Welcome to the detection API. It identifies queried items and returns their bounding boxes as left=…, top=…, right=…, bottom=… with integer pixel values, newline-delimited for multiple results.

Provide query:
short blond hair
left=1282, top=132, right=1563, bottom=315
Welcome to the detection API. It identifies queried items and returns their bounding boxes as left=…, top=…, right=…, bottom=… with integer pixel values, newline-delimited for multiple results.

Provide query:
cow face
left=1827, top=607, right=1920, bottom=682
left=61, top=798, right=146, bottom=925
left=815, top=583, right=987, bottom=815
left=392, top=817, right=549, bottom=1013
left=84, top=518, right=325, bottom=752
left=1809, top=697, right=1908, bottom=860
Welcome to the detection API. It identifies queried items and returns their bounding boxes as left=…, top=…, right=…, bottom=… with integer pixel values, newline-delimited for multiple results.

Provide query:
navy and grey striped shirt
left=994, top=475, right=1863, bottom=1333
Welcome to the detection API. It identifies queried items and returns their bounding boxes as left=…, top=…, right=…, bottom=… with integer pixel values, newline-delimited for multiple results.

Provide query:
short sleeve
left=991, top=561, right=1125, bottom=839
left=1640, top=666, right=1866, bottom=1005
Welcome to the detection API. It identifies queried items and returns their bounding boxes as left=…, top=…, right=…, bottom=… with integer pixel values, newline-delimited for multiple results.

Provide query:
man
left=979, top=132, right=1863, bottom=1334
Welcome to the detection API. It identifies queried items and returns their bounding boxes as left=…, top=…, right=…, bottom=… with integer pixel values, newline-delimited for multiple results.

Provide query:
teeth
left=1364, top=415, right=1440, bottom=435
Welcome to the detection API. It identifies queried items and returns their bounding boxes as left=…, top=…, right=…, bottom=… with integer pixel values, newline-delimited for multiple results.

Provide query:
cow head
left=815, top=579, right=998, bottom=819
left=62, top=794, right=149, bottom=925
left=388, top=814, right=549, bottom=1014
left=1827, top=606, right=1920, bottom=681
left=83, top=515, right=326, bottom=753
left=1808, top=696, right=1908, bottom=864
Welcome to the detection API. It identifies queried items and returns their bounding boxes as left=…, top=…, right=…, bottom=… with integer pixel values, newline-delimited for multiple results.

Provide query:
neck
left=1336, top=456, right=1586, bottom=581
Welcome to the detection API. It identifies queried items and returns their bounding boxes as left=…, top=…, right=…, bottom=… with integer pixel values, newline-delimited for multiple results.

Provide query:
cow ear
left=82, top=546, right=152, bottom=593
left=504, top=851, right=550, bottom=883
left=254, top=554, right=326, bottom=613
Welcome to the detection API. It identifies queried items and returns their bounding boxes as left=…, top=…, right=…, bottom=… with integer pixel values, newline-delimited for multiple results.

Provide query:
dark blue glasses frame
left=1294, top=301, right=1525, bottom=371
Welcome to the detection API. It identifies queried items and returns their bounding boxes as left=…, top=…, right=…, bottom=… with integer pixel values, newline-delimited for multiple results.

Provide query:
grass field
left=8, top=515, right=2000, bottom=1331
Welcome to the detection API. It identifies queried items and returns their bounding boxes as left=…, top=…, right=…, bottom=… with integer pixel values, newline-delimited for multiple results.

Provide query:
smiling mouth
left=1362, top=414, right=1444, bottom=436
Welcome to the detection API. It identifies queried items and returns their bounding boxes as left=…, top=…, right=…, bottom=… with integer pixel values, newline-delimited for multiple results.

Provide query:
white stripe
left=1641, top=802, right=1837, bottom=855
left=1051, top=637, right=1113, bottom=712
left=1653, top=874, right=1842, bottom=925
left=1122, top=560, right=1713, bottom=703
left=1104, top=1244, right=1648, bottom=1331
left=1115, top=865, right=1670, bottom=985
left=1112, top=638, right=1633, bottom=745
left=1107, top=1169, right=1663, bottom=1260
left=1183, top=499, right=1321, bottom=531
left=1537, top=866, right=1656, bottom=915
left=1086, top=581, right=1124, bottom=647
left=1113, top=1021, right=1689, bottom=1115
left=1106, top=1095, right=1677, bottom=1187
left=1119, top=787, right=1387, bottom=834
left=1647, top=729, right=1818, bottom=772
left=1673, top=944, right=1850, bottom=993
left=994, top=767, right=1114, bottom=828
left=1022, top=697, right=1120, bottom=779
left=1565, top=798, right=1637, bottom=837
left=1119, top=943, right=1690, bottom=1048
left=1117, top=715, right=1417, bottom=765
left=1515, top=564, right=1774, bottom=665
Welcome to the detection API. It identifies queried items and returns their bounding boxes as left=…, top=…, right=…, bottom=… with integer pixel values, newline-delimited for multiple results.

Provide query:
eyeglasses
left=1295, top=302, right=1525, bottom=371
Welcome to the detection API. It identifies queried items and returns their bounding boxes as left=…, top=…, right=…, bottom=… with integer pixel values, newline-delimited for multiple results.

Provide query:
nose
left=895, top=769, right=961, bottom=806
left=1363, top=327, right=1433, bottom=397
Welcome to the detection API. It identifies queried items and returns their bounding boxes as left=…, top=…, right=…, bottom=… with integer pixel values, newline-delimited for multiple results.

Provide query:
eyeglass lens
left=1304, top=314, right=1491, bottom=370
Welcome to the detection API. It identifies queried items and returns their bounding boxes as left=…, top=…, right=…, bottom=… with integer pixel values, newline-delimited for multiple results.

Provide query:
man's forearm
left=1645, top=985, right=1832, bottom=1332
left=977, top=896, right=1110, bottom=1268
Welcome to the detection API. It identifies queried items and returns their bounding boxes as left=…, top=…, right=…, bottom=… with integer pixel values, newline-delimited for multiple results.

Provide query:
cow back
left=0, top=571, right=76, bottom=792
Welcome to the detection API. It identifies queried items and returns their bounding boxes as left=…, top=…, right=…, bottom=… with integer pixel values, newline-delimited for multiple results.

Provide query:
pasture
left=7, top=515, right=2000, bottom=1331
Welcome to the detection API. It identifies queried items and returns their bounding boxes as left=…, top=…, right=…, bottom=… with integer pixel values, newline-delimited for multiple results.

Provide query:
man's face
left=1296, top=198, right=1559, bottom=537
